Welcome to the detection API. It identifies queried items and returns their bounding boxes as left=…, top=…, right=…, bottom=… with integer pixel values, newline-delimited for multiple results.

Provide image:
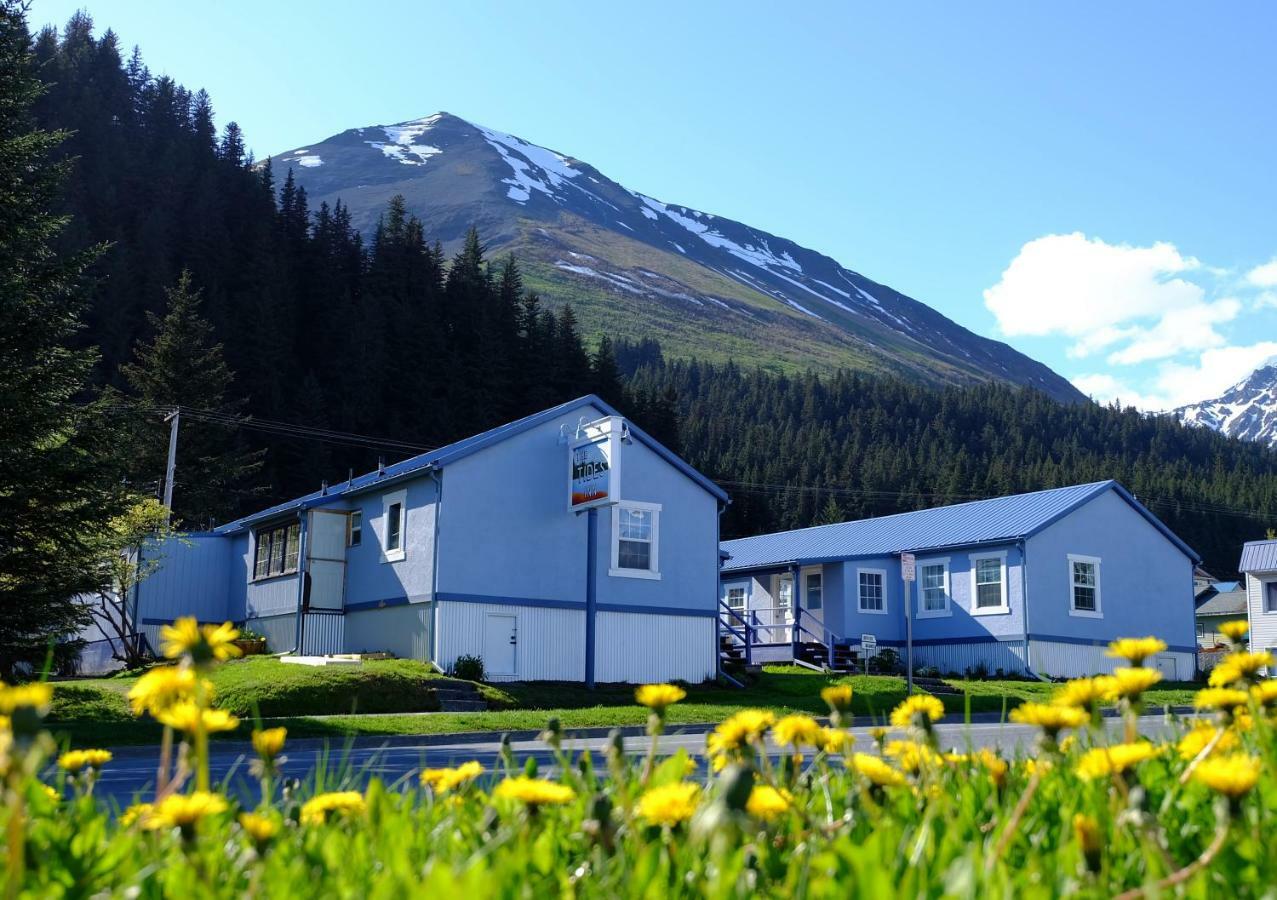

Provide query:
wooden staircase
left=794, top=639, right=859, bottom=673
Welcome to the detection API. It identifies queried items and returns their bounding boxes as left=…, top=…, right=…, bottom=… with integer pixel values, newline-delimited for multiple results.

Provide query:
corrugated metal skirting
left=594, top=611, right=715, bottom=684
left=911, top=641, right=1029, bottom=677
left=1030, top=640, right=1195, bottom=681
left=436, top=601, right=586, bottom=681
left=300, top=612, right=345, bottom=655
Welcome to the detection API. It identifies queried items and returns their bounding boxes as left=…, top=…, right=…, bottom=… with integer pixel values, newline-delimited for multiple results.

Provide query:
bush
left=867, top=647, right=902, bottom=675
left=450, top=654, right=485, bottom=682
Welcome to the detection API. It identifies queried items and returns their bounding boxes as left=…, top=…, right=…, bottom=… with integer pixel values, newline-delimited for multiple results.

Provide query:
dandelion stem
left=986, top=767, right=1041, bottom=872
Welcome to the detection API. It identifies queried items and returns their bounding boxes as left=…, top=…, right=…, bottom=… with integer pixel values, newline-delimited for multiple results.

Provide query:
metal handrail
left=717, top=600, right=754, bottom=666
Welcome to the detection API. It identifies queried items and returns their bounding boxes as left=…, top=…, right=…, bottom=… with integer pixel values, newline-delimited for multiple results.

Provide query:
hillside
left=272, top=113, right=1083, bottom=401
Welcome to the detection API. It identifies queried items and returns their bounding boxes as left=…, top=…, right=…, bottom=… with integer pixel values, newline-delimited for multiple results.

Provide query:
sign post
left=568, top=417, right=625, bottom=690
left=900, top=552, right=916, bottom=696
left=860, top=633, right=876, bottom=675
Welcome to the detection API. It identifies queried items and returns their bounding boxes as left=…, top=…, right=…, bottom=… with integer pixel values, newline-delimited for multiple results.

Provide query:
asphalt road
left=91, top=715, right=1174, bottom=808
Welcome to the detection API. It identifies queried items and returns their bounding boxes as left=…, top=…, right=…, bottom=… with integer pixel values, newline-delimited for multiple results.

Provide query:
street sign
left=900, top=552, right=916, bottom=582
left=860, top=633, right=877, bottom=651
left=568, top=417, right=623, bottom=512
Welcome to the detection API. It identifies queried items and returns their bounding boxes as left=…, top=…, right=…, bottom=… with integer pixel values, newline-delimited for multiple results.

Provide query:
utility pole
left=162, top=407, right=180, bottom=525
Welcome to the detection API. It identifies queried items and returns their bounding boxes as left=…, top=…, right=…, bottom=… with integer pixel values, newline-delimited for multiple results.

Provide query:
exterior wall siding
left=298, top=612, right=344, bottom=655
left=1025, top=489, right=1196, bottom=655
left=909, top=639, right=1028, bottom=676
left=435, top=600, right=586, bottom=682
left=1030, top=639, right=1195, bottom=681
left=245, top=573, right=299, bottom=620
left=244, top=613, right=297, bottom=654
left=343, top=603, right=433, bottom=660
left=1246, top=572, right=1277, bottom=654
left=343, top=477, right=438, bottom=608
left=593, top=611, right=715, bottom=684
left=136, top=535, right=232, bottom=625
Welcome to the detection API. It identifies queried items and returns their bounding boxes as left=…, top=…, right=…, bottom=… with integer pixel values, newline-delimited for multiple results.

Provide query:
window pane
left=727, top=588, right=745, bottom=610
left=348, top=510, right=362, bottom=547
left=618, top=539, right=650, bottom=570
left=921, top=564, right=946, bottom=610
left=620, top=508, right=651, bottom=540
left=1074, top=585, right=1096, bottom=611
left=977, top=582, right=1002, bottom=608
left=1072, top=561, right=1095, bottom=587
left=976, top=558, right=1001, bottom=584
left=859, top=572, right=883, bottom=611
left=777, top=579, right=792, bottom=608
left=806, top=573, right=823, bottom=610
left=1267, top=583, right=1277, bottom=612
left=268, top=527, right=284, bottom=575
left=284, top=525, right=300, bottom=572
left=253, top=532, right=269, bottom=578
left=386, top=503, right=402, bottom=551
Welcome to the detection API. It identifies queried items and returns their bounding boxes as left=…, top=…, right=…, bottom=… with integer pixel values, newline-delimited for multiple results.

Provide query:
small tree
left=86, top=498, right=178, bottom=668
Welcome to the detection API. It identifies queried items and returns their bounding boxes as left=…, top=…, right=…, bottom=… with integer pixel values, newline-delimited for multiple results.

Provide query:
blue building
left=718, top=481, right=1199, bottom=680
left=129, top=396, right=728, bottom=684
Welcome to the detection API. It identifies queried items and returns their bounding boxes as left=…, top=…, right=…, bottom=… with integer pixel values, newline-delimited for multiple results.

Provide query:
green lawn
left=45, top=659, right=1200, bottom=747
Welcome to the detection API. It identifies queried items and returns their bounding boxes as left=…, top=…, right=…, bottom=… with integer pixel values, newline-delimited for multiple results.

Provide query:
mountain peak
left=1176, top=358, right=1277, bottom=448
left=268, top=114, right=1086, bottom=403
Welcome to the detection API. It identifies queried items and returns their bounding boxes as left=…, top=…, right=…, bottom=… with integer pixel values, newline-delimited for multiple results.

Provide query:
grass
left=45, top=661, right=1201, bottom=746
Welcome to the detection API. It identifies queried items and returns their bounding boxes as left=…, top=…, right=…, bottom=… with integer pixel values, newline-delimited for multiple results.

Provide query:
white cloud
left=1070, top=373, right=1166, bottom=410
left=1105, top=298, right=1240, bottom=365
left=1246, top=259, right=1277, bottom=287
left=1154, top=342, right=1277, bottom=409
left=984, top=233, right=1202, bottom=339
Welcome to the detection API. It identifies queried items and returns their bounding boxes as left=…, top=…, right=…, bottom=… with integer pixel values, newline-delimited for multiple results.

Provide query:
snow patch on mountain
left=365, top=117, right=444, bottom=166
left=1175, top=360, right=1277, bottom=447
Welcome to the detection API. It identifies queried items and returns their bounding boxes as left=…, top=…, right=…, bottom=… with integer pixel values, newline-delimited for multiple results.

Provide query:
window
left=1069, top=555, right=1102, bottom=617
left=610, top=502, right=660, bottom=579
left=381, top=490, right=406, bottom=562
left=919, top=560, right=950, bottom=616
left=1265, top=581, right=1277, bottom=613
left=776, top=576, right=793, bottom=615
left=970, top=552, right=1008, bottom=614
left=347, top=509, right=362, bottom=547
left=858, top=569, right=886, bottom=614
left=252, top=523, right=301, bottom=580
left=805, top=571, right=823, bottom=611
left=725, top=585, right=747, bottom=612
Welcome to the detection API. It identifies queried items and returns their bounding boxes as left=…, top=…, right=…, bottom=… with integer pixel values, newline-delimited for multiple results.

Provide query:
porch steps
left=433, top=680, right=489, bottom=712
left=912, top=676, right=961, bottom=696
left=795, top=640, right=859, bottom=674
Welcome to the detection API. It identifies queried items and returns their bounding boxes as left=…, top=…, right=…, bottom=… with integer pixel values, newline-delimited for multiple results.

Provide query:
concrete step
left=434, top=688, right=483, bottom=702
left=438, top=699, right=488, bottom=712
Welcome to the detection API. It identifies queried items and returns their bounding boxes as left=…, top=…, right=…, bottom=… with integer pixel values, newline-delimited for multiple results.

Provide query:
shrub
left=450, top=654, right=485, bottom=682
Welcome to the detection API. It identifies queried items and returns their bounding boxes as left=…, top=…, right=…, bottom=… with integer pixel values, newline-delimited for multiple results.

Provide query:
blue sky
left=31, top=1, right=1277, bottom=409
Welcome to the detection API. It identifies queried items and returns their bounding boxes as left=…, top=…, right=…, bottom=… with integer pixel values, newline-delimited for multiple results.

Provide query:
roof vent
left=320, top=480, right=328, bottom=496
left=377, top=456, right=386, bottom=477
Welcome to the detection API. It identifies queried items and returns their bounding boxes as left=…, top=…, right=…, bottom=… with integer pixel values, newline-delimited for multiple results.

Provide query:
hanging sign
left=568, top=416, right=623, bottom=512
left=900, top=552, right=916, bottom=582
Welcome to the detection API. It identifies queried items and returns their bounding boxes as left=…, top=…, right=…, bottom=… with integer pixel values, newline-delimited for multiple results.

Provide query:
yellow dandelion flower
left=127, top=666, right=204, bottom=717
left=1210, top=651, right=1273, bottom=687
left=0, top=714, right=9, bottom=731
left=300, top=790, right=367, bottom=825
left=889, top=695, right=945, bottom=729
left=57, top=749, right=112, bottom=773
left=145, top=791, right=229, bottom=830
left=1106, top=637, right=1167, bottom=666
left=251, top=727, right=287, bottom=760
left=1217, top=620, right=1249, bottom=642
left=40, top=784, right=59, bottom=803
left=0, top=682, right=53, bottom=715
left=1251, top=680, right=1277, bottom=708
left=820, top=727, right=850, bottom=754
left=1194, top=688, right=1249, bottom=711
left=1177, top=723, right=1238, bottom=761
left=636, top=782, right=701, bottom=826
left=1075, top=742, right=1159, bottom=779
left=1059, top=735, right=1078, bottom=754
left=773, top=714, right=825, bottom=748
left=820, top=684, right=854, bottom=712
left=884, top=740, right=942, bottom=774
left=161, top=618, right=241, bottom=664
left=1052, top=676, right=1118, bottom=709
left=708, top=709, right=775, bottom=754
left=120, top=803, right=153, bottom=827
left=851, top=752, right=906, bottom=787
left=1009, top=702, right=1089, bottom=735
left=155, top=701, right=240, bottom=735
left=1110, top=667, right=1162, bottom=698
left=238, top=812, right=278, bottom=844
left=746, top=784, right=791, bottom=820
left=493, top=776, right=576, bottom=806
left=1073, top=814, right=1103, bottom=872
left=634, top=683, right=686, bottom=711
left=1193, top=754, right=1260, bottom=798
left=420, top=760, right=484, bottom=793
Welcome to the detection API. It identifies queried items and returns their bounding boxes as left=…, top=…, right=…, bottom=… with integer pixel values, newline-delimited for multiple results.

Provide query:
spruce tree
left=0, top=1, right=129, bottom=676
left=120, top=271, right=262, bottom=525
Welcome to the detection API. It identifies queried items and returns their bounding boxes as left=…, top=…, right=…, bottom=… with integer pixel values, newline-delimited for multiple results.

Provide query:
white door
left=306, top=510, right=348, bottom=611
left=1154, top=655, right=1177, bottom=679
left=484, top=614, right=517, bottom=677
left=776, top=575, right=794, bottom=624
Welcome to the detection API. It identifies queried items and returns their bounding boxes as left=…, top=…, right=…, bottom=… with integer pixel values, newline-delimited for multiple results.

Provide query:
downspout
left=429, top=468, right=444, bottom=672
left=290, top=509, right=309, bottom=655
left=1019, top=538, right=1044, bottom=679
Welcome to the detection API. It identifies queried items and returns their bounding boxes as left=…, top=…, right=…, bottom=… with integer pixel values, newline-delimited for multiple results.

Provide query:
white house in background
left=1239, top=539, right=1277, bottom=661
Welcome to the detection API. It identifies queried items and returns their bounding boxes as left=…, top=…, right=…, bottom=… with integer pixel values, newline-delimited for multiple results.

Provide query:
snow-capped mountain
left=1175, top=358, right=1277, bottom=447
left=272, top=112, right=1084, bottom=401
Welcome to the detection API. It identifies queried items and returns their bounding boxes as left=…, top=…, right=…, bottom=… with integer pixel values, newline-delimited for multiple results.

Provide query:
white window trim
left=1067, top=553, right=1103, bottom=618
left=969, top=550, right=1010, bottom=616
left=1262, top=578, right=1277, bottom=615
left=856, top=567, right=889, bottom=615
left=801, top=565, right=824, bottom=612
left=916, top=557, right=952, bottom=618
left=723, top=581, right=749, bottom=613
left=609, top=500, right=661, bottom=580
left=380, top=489, right=407, bottom=563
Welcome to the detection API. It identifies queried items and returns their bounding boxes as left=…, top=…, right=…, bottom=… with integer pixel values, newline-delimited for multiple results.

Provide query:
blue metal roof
left=215, top=395, right=727, bottom=534
left=1240, top=539, right=1277, bottom=573
left=721, top=480, right=1199, bottom=571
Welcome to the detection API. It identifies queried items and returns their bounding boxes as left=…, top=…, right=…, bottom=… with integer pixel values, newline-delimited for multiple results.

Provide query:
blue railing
left=717, top=600, right=754, bottom=667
